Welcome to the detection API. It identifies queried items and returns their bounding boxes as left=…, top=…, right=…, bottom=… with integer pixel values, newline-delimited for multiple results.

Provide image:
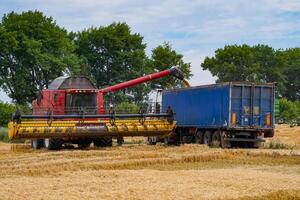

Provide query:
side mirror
left=36, top=91, right=43, bottom=106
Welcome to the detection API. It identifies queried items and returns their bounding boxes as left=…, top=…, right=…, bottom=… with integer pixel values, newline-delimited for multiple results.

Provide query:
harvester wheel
left=93, top=137, right=113, bottom=147
left=203, top=131, right=212, bottom=146
left=211, top=131, right=221, bottom=148
left=78, top=140, right=91, bottom=149
left=44, top=139, right=63, bottom=150
left=117, top=137, right=124, bottom=146
left=31, top=139, right=44, bottom=149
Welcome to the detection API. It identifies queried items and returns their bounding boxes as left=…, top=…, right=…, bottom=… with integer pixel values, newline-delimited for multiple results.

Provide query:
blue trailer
left=161, top=82, right=275, bottom=148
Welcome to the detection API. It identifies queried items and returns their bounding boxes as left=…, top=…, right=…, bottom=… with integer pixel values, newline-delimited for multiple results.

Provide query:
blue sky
left=0, top=0, right=300, bottom=102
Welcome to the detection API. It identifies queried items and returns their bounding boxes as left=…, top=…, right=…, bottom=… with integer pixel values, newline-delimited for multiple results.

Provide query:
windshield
left=65, top=93, right=97, bottom=114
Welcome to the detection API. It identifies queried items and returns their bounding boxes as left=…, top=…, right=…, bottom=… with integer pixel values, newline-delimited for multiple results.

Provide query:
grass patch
left=266, top=140, right=295, bottom=149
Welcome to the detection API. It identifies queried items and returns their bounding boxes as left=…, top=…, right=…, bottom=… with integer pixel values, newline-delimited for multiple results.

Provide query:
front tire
left=78, top=140, right=91, bottom=149
left=117, top=137, right=124, bottom=146
left=31, top=139, right=44, bottom=149
left=94, top=137, right=113, bottom=147
left=44, top=139, right=63, bottom=150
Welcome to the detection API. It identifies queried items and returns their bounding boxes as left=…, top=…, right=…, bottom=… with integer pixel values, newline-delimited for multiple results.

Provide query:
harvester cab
left=33, top=76, right=98, bottom=115
left=9, top=67, right=188, bottom=150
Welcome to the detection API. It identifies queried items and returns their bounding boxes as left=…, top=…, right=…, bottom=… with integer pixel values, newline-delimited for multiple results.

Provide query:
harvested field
left=0, top=125, right=299, bottom=200
left=266, top=124, right=300, bottom=148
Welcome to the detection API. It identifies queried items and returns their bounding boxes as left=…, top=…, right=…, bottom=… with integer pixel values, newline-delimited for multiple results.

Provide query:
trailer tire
left=163, top=134, right=180, bottom=145
left=211, top=131, right=221, bottom=148
left=252, top=142, right=262, bottom=148
left=31, top=139, right=44, bottom=149
left=249, top=139, right=262, bottom=148
left=182, top=136, right=193, bottom=144
left=44, top=139, right=63, bottom=150
left=219, top=131, right=230, bottom=148
left=203, top=131, right=212, bottom=146
left=94, top=137, right=112, bottom=147
left=195, top=131, right=204, bottom=144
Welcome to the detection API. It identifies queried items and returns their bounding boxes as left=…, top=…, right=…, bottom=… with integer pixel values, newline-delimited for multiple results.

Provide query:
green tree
left=279, top=98, right=300, bottom=123
left=201, top=44, right=285, bottom=95
left=149, top=42, right=192, bottom=89
left=0, top=11, right=83, bottom=104
left=276, top=48, right=300, bottom=101
left=74, top=23, right=149, bottom=103
left=115, top=101, right=140, bottom=113
left=0, top=101, right=31, bottom=126
left=0, top=102, right=15, bottom=126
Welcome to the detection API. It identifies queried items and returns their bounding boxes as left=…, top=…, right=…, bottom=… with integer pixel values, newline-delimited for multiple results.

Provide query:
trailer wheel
left=251, top=142, right=262, bottom=148
left=219, top=131, right=230, bottom=148
left=93, top=137, right=113, bottom=147
left=163, top=134, right=180, bottom=145
left=211, top=131, right=221, bottom=148
left=203, top=131, right=212, bottom=146
left=195, top=131, right=204, bottom=144
left=44, top=139, right=63, bottom=150
left=182, top=136, right=193, bottom=144
left=31, top=139, right=44, bottom=149
left=248, top=139, right=262, bottom=149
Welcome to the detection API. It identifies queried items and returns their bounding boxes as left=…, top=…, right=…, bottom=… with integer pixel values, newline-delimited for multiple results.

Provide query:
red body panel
left=33, top=90, right=66, bottom=115
left=98, top=93, right=104, bottom=114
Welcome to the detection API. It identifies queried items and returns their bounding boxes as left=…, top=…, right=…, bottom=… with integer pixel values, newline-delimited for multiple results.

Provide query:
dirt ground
left=0, top=125, right=299, bottom=200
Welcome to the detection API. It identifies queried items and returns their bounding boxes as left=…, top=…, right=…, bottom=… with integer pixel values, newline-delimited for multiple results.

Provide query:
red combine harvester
left=9, top=67, right=187, bottom=149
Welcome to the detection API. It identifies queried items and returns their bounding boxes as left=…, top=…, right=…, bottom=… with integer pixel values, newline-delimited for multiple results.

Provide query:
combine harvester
left=8, top=67, right=188, bottom=149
